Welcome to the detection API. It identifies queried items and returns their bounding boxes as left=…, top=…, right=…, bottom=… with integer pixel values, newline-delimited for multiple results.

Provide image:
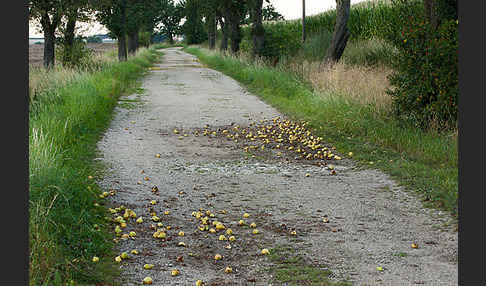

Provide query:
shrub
left=299, top=29, right=333, bottom=61
left=240, top=0, right=422, bottom=62
left=139, top=30, right=151, bottom=47
left=241, top=20, right=302, bottom=61
left=341, top=37, right=398, bottom=67
left=387, top=18, right=458, bottom=129
left=56, top=39, right=95, bottom=69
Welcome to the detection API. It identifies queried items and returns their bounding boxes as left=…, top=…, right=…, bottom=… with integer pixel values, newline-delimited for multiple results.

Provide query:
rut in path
left=96, top=47, right=458, bottom=286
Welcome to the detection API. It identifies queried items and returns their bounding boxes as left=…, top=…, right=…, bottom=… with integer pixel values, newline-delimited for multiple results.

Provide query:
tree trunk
left=324, top=0, right=350, bottom=64
left=40, top=11, right=61, bottom=69
left=207, top=13, right=216, bottom=50
left=119, top=0, right=128, bottom=61
left=62, top=12, right=77, bottom=65
left=118, top=34, right=128, bottom=61
left=229, top=22, right=241, bottom=54
left=424, top=0, right=439, bottom=31
left=127, top=30, right=138, bottom=55
left=218, top=16, right=228, bottom=51
left=302, top=0, right=306, bottom=43
left=250, top=0, right=264, bottom=57
left=43, top=30, right=56, bottom=68
left=227, top=8, right=242, bottom=54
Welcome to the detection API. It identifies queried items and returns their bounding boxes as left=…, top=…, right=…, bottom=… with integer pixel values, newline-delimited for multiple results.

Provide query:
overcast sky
left=29, top=0, right=368, bottom=38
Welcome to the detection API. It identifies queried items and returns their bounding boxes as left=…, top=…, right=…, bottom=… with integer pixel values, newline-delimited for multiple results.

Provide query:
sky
left=29, top=0, right=369, bottom=38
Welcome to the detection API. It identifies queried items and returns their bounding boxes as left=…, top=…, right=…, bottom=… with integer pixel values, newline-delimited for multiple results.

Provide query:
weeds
left=29, top=47, right=160, bottom=285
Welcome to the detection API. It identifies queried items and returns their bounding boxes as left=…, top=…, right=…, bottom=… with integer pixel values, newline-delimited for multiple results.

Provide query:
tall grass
left=29, top=47, right=160, bottom=285
left=309, top=61, right=393, bottom=112
left=185, top=46, right=458, bottom=218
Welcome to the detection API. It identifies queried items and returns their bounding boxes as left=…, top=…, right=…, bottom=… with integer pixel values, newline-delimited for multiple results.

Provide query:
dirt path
left=96, top=47, right=458, bottom=286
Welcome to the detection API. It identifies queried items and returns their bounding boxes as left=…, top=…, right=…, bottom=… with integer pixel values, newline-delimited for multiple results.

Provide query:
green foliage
left=185, top=46, right=458, bottom=216
left=240, top=0, right=422, bottom=61
left=241, top=20, right=302, bottom=60
left=29, top=48, right=160, bottom=285
left=299, top=29, right=333, bottom=61
left=155, top=0, right=183, bottom=42
left=387, top=18, right=458, bottom=129
left=96, top=0, right=126, bottom=38
left=181, top=0, right=207, bottom=44
left=55, top=39, right=95, bottom=69
left=262, top=2, right=284, bottom=21
left=341, top=37, right=398, bottom=67
left=238, top=0, right=458, bottom=130
left=139, top=30, right=151, bottom=47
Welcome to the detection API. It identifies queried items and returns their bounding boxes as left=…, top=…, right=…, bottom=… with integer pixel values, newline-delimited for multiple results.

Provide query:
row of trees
left=28, top=0, right=352, bottom=68
left=29, top=0, right=183, bottom=68
left=180, top=0, right=351, bottom=64
left=180, top=0, right=283, bottom=57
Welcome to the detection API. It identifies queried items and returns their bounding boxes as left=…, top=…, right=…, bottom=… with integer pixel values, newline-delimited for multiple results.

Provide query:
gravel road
left=96, top=47, right=458, bottom=286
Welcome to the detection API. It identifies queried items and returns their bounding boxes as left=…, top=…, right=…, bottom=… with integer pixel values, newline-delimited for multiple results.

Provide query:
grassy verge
left=184, top=47, right=458, bottom=220
left=266, top=245, right=351, bottom=285
left=29, top=47, right=161, bottom=285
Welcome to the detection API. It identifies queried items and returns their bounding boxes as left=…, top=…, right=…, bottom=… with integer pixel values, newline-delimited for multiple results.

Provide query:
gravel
left=96, top=47, right=457, bottom=286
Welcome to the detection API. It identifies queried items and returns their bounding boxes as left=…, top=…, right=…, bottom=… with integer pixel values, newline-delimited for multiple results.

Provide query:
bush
left=387, top=18, right=458, bottom=129
left=341, top=37, right=398, bottom=67
left=56, top=39, right=95, bottom=69
left=240, top=0, right=422, bottom=62
left=241, top=20, right=302, bottom=61
left=139, top=30, right=151, bottom=47
left=299, top=29, right=333, bottom=61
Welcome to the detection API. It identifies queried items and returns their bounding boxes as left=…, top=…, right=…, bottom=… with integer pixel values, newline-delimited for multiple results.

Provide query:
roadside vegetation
left=29, top=46, right=160, bottom=285
left=28, top=0, right=458, bottom=284
left=182, top=0, right=458, bottom=218
left=185, top=46, right=457, bottom=218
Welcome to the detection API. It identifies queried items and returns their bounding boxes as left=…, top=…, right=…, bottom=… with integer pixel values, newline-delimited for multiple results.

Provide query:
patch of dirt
left=95, top=47, right=457, bottom=286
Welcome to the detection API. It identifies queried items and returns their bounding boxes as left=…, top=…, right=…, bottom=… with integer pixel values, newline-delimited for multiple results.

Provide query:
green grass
left=184, top=47, right=458, bottom=219
left=266, top=245, right=351, bottom=285
left=29, top=48, right=161, bottom=286
left=239, top=0, right=423, bottom=61
left=151, top=41, right=187, bottom=50
left=341, top=37, right=398, bottom=67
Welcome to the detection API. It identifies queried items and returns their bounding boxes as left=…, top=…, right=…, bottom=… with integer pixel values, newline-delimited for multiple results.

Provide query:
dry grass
left=29, top=45, right=118, bottom=102
left=29, top=66, right=84, bottom=102
left=308, top=61, right=393, bottom=112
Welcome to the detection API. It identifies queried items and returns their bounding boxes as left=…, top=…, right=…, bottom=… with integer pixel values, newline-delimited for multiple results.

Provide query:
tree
left=29, top=0, right=66, bottom=68
left=248, top=0, right=264, bottom=57
left=262, top=2, right=284, bottom=21
left=125, top=0, right=161, bottom=53
left=424, top=0, right=457, bottom=32
left=57, top=0, right=93, bottom=66
left=126, top=0, right=141, bottom=54
left=220, top=0, right=246, bottom=54
left=302, top=0, right=306, bottom=43
left=324, top=0, right=350, bottom=64
left=181, top=0, right=207, bottom=44
left=200, top=0, right=219, bottom=50
left=96, top=0, right=128, bottom=61
left=156, top=0, right=183, bottom=44
left=216, top=9, right=228, bottom=51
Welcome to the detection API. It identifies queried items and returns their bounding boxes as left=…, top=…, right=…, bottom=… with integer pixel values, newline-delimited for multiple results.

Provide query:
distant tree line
left=28, top=0, right=185, bottom=68
left=179, top=0, right=284, bottom=57
left=27, top=0, right=364, bottom=68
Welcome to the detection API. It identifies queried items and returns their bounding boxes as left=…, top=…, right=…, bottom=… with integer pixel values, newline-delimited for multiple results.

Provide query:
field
left=29, top=42, right=117, bottom=67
